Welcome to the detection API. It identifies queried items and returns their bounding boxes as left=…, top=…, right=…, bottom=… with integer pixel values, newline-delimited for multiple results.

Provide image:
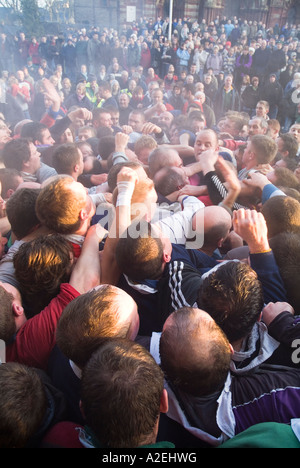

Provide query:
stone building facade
left=74, top=0, right=300, bottom=31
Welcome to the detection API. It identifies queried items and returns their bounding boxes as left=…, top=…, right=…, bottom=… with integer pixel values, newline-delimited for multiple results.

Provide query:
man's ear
left=79, top=208, right=89, bottom=221
left=12, top=301, right=24, bottom=317
left=162, top=251, right=171, bottom=264
left=160, top=389, right=169, bottom=414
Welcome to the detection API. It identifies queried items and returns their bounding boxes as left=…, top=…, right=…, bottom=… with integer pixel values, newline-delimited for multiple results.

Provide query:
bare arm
left=100, top=167, right=138, bottom=285
left=69, top=224, right=107, bottom=294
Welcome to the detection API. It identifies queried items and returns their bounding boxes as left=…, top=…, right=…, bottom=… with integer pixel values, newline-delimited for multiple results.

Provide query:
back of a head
left=269, top=232, right=300, bottom=310
left=56, top=285, right=138, bottom=368
left=0, top=362, right=47, bottom=448
left=81, top=338, right=164, bottom=448
left=35, top=176, right=86, bottom=234
left=115, top=221, right=164, bottom=281
left=148, top=147, right=181, bottom=178
left=107, top=161, right=143, bottom=192
left=197, top=262, right=264, bottom=343
left=0, top=285, right=16, bottom=342
left=261, top=196, right=300, bottom=238
left=160, top=307, right=231, bottom=397
left=0, top=168, right=23, bottom=199
left=98, top=135, right=116, bottom=160
left=200, top=206, right=232, bottom=249
left=154, top=166, right=186, bottom=197
left=13, top=234, right=73, bottom=318
left=52, top=143, right=81, bottom=176
left=6, top=188, right=41, bottom=239
left=251, top=134, right=277, bottom=165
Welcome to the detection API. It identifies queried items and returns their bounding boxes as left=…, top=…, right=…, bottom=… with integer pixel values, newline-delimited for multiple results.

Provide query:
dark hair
left=0, top=168, right=22, bottom=198
left=115, top=221, right=164, bottom=281
left=13, top=234, right=73, bottom=318
left=6, top=188, right=41, bottom=239
left=52, top=143, right=81, bottom=175
left=97, top=135, right=116, bottom=160
left=279, top=133, right=299, bottom=160
left=273, top=167, right=300, bottom=191
left=197, top=262, right=264, bottom=343
left=20, top=122, right=48, bottom=143
left=107, top=161, right=143, bottom=192
left=2, top=139, right=32, bottom=171
left=154, top=166, right=186, bottom=196
left=261, top=196, right=300, bottom=238
left=0, top=362, right=47, bottom=448
left=269, top=232, right=300, bottom=310
left=81, top=338, right=164, bottom=448
left=0, top=286, right=15, bottom=342
left=160, top=307, right=231, bottom=397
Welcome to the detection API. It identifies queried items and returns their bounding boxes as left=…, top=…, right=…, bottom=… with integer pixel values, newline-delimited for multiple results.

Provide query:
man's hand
left=121, top=125, right=133, bottom=135
left=115, top=132, right=129, bottom=153
left=233, top=208, right=270, bottom=254
left=195, top=149, right=219, bottom=173
left=242, top=171, right=271, bottom=191
left=42, top=78, right=61, bottom=112
left=217, top=156, right=241, bottom=210
left=178, top=184, right=207, bottom=197
left=142, top=122, right=162, bottom=135
left=68, top=108, right=93, bottom=123
left=262, top=302, right=295, bottom=327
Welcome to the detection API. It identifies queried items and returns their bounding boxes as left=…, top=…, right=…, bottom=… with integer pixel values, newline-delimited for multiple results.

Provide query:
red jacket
left=6, top=283, right=80, bottom=370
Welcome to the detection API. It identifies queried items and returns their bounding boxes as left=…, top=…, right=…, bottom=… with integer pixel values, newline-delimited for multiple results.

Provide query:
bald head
left=160, top=307, right=232, bottom=397
left=192, top=206, right=232, bottom=255
left=56, top=284, right=139, bottom=368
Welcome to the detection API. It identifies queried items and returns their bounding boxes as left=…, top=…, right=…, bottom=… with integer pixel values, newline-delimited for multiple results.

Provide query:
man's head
left=193, top=206, right=232, bottom=256
left=219, top=113, right=247, bottom=138
left=134, top=135, right=158, bottom=165
left=269, top=232, right=300, bottom=310
left=118, top=93, right=130, bottom=109
left=194, top=129, right=219, bottom=160
left=115, top=221, right=172, bottom=282
left=160, top=307, right=232, bottom=397
left=153, top=166, right=189, bottom=197
left=0, top=281, right=26, bottom=342
left=0, top=362, right=47, bottom=448
left=6, top=187, right=41, bottom=240
left=0, top=168, right=23, bottom=199
left=20, top=122, right=55, bottom=147
left=13, top=234, right=73, bottom=318
left=255, top=101, right=269, bottom=119
left=248, top=117, right=268, bottom=136
left=52, top=144, right=84, bottom=180
left=128, top=110, right=146, bottom=133
left=92, top=108, right=112, bottom=129
left=197, top=262, right=264, bottom=345
left=80, top=338, right=167, bottom=448
left=56, top=285, right=139, bottom=368
left=3, top=139, right=41, bottom=174
left=276, top=134, right=299, bottom=161
left=289, top=123, right=300, bottom=145
left=242, top=134, right=277, bottom=168
left=35, top=176, right=94, bottom=236
left=148, top=147, right=183, bottom=179
left=261, top=196, right=300, bottom=238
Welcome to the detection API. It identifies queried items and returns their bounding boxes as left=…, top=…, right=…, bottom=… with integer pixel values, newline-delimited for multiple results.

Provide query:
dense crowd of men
left=0, top=14, right=300, bottom=449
